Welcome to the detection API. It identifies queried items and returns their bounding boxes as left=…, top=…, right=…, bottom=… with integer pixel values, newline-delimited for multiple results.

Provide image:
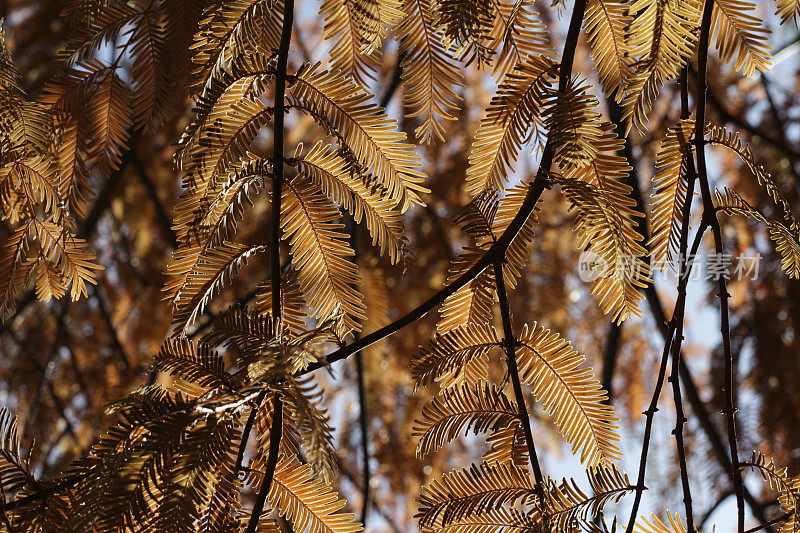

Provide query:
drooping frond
left=490, top=183, right=539, bottom=287
left=152, top=337, right=234, bottom=394
left=556, top=177, right=649, bottom=322
left=412, top=324, right=502, bottom=388
left=438, top=194, right=498, bottom=334
left=490, top=0, right=554, bottom=81
left=649, top=120, right=695, bottom=268
left=437, top=247, right=496, bottom=335
left=321, top=0, right=382, bottom=85
left=483, top=426, right=528, bottom=468
left=67, top=388, right=238, bottom=532
left=466, top=55, right=558, bottom=196
left=711, top=0, right=772, bottom=78
left=623, top=0, right=702, bottom=134
left=282, top=174, right=366, bottom=335
left=278, top=375, right=338, bottom=483
left=584, top=0, right=632, bottom=100
left=714, top=187, right=800, bottom=278
left=291, top=141, right=406, bottom=263
left=633, top=512, right=688, bottom=533
left=437, top=0, right=495, bottom=67
left=190, top=0, right=282, bottom=93
left=413, top=383, right=519, bottom=458
left=707, top=124, right=797, bottom=230
left=425, top=506, right=540, bottom=532
left=543, top=77, right=604, bottom=168
left=0, top=408, right=69, bottom=532
left=263, top=455, right=363, bottom=533
left=170, top=242, right=265, bottom=334
left=288, top=62, right=428, bottom=210
left=416, top=462, right=539, bottom=529
left=545, top=465, right=636, bottom=531
left=515, top=323, right=622, bottom=465
left=742, top=451, right=800, bottom=533
left=775, top=0, right=800, bottom=25
left=395, top=0, right=462, bottom=144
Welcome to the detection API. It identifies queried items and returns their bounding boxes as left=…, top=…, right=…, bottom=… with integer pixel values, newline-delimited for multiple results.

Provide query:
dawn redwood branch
left=667, top=69, right=701, bottom=533
left=305, top=0, right=591, bottom=377
left=249, top=0, right=294, bottom=528
left=246, top=395, right=283, bottom=533
left=694, top=0, right=746, bottom=529
left=354, top=349, right=371, bottom=524
left=606, top=84, right=774, bottom=531
left=494, top=261, right=547, bottom=512
left=625, top=180, right=705, bottom=533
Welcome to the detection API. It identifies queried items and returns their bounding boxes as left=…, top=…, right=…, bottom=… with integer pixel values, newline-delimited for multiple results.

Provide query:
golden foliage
left=413, top=383, right=519, bottom=458
left=264, top=455, right=363, bottom=533
left=515, top=323, right=621, bottom=465
left=623, top=0, right=701, bottom=134
left=288, top=62, right=428, bottom=211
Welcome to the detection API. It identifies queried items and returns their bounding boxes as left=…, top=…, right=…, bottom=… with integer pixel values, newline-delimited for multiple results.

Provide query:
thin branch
left=494, top=260, right=548, bottom=528
left=246, top=395, right=283, bottom=533
left=695, top=0, right=746, bottom=529
left=248, top=0, right=294, bottom=527
left=744, top=513, right=794, bottom=533
left=304, top=0, right=591, bottom=378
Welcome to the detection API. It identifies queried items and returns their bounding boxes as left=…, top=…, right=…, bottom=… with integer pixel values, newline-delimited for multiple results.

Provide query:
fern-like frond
left=466, top=55, right=558, bottom=196
left=437, top=246, right=496, bottom=335
left=263, top=455, right=363, bottom=533
left=413, top=383, right=519, bottom=458
left=742, top=451, right=800, bottom=533
left=707, top=124, right=797, bottom=230
left=288, top=63, right=428, bottom=210
left=152, top=337, right=234, bottom=394
left=490, top=0, right=554, bottom=81
left=545, top=465, right=635, bottom=531
left=191, top=0, right=282, bottom=93
left=255, top=267, right=309, bottom=335
left=425, top=506, right=540, bottom=532
left=649, top=120, right=695, bottom=268
left=171, top=242, right=265, bottom=334
left=278, top=375, right=338, bottom=483
left=515, top=323, right=621, bottom=465
left=396, top=0, right=463, bottom=143
left=633, top=512, right=688, bottom=533
left=584, top=0, right=632, bottom=100
left=282, top=174, right=366, bottom=336
left=557, top=177, right=649, bottom=322
left=321, top=0, right=381, bottom=85
left=711, top=0, right=771, bottom=78
left=623, top=0, right=702, bottom=134
left=291, top=141, right=406, bottom=263
left=412, top=324, right=502, bottom=388
left=776, top=0, right=800, bottom=25
left=416, top=462, right=538, bottom=528
left=715, top=187, right=800, bottom=278
left=543, top=77, right=604, bottom=168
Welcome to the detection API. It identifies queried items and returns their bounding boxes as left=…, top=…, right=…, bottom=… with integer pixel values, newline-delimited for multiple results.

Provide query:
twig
left=247, top=0, right=294, bottom=527
left=494, top=260, right=548, bottom=529
left=743, top=513, right=793, bottom=533
left=304, top=0, right=591, bottom=378
left=245, top=395, right=283, bottom=532
left=694, top=1, right=746, bottom=529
